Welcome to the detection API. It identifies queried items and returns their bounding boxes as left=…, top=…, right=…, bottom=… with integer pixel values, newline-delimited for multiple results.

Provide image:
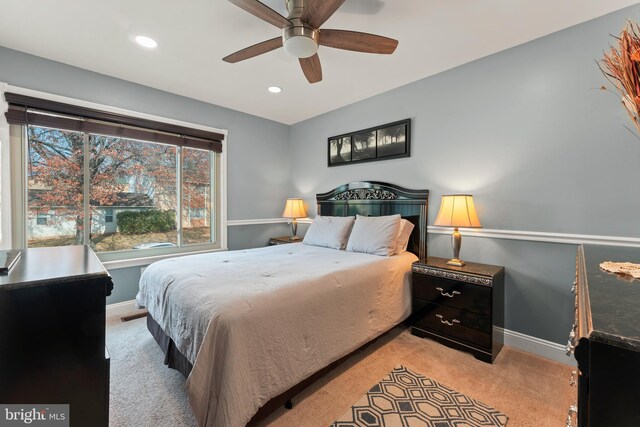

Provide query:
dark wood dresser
left=410, top=257, right=505, bottom=363
left=569, top=245, right=640, bottom=427
left=0, top=245, right=113, bottom=427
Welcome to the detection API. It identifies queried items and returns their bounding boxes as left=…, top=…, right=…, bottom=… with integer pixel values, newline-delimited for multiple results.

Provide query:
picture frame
left=327, top=119, right=410, bottom=167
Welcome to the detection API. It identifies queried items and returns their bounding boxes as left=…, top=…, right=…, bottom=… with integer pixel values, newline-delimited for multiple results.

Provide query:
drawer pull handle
left=436, top=314, right=460, bottom=326
left=565, top=340, right=575, bottom=356
left=435, top=287, right=461, bottom=298
left=569, top=370, right=577, bottom=386
left=565, top=404, right=577, bottom=427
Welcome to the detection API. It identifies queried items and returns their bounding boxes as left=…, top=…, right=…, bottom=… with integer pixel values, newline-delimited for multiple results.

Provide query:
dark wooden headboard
left=316, top=181, right=429, bottom=260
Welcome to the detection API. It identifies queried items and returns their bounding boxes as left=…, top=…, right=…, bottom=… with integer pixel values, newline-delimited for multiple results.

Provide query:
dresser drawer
left=412, top=299, right=491, bottom=349
left=412, top=272, right=491, bottom=317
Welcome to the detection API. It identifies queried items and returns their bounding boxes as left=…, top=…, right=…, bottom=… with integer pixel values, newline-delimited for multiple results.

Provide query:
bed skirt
left=147, top=313, right=193, bottom=377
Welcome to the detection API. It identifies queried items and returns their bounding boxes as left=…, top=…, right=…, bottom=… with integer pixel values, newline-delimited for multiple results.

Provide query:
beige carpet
left=107, top=317, right=574, bottom=427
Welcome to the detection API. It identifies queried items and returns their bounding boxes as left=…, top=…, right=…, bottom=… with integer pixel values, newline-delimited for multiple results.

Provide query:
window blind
left=4, top=92, right=223, bottom=152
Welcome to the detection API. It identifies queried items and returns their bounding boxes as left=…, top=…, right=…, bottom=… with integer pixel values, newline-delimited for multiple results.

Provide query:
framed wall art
left=327, top=119, right=410, bottom=167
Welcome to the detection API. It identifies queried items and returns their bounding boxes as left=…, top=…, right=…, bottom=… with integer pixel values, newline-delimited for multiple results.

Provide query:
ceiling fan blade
left=303, top=0, right=345, bottom=29
left=228, top=0, right=291, bottom=28
left=319, top=29, right=398, bottom=54
left=299, top=54, right=322, bottom=83
left=222, top=37, right=283, bottom=63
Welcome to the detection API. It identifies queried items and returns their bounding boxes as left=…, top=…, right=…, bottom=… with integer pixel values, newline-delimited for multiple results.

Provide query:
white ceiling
left=0, top=0, right=637, bottom=124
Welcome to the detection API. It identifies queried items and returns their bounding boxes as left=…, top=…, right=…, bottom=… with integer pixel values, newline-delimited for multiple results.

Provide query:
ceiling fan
left=222, top=0, right=399, bottom=84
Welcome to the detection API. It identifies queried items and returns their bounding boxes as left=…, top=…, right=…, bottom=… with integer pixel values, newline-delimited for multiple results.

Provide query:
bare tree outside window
left=182, top=147, right=212, bottom=245
left=28, top=127, right=85, bottom=246
left=26, top=125, right=215, bottom=252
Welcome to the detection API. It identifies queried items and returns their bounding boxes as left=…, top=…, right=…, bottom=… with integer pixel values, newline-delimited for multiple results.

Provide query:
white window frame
left=1, top=84, right=228, bottom=268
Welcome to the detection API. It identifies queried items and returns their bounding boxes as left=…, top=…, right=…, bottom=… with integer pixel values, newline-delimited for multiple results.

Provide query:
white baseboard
left=106, top=299, right=139, bottom=319
left=498, top=327, right=576, bottom=366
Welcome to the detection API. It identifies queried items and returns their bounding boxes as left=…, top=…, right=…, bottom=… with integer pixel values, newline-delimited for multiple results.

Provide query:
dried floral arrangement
left=599, top=21, right=640, bottom=134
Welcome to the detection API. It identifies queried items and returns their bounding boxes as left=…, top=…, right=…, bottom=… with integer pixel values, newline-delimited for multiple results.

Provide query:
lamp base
left=288, top=218, right=301, bottom=241
left=448, top=228, right=464, bottom=267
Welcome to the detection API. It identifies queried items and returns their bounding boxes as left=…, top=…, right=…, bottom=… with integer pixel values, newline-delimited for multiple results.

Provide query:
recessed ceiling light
left=135, top=35, right=158, bottom=49
left=268, top=86, right=282, bottom=94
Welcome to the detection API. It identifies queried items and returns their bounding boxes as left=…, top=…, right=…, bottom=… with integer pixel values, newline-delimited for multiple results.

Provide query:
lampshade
left=434, top=195, right=482, bottom=228
left=282, top=198, right=306, bottom=219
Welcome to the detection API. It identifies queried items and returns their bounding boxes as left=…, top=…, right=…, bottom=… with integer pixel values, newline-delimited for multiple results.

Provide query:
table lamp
left=433, top=194, right=482, bottom=266
left=282, top=198, right=306, bottom=241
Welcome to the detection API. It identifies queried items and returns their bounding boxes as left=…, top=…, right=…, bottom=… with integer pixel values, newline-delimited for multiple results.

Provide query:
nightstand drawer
left=412, top=273, right=491, bottom=317
left=412, top=299, right=491, bottom=349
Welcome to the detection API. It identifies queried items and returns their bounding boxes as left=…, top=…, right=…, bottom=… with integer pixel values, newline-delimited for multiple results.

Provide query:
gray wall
left=288, top=6, right=640, bottom=344
left=0, top=46, right=291, bottom=304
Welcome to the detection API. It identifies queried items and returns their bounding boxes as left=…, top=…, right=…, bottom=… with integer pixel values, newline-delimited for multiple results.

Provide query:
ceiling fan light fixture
left=283, top=36, right=318, bottom=58
left=283, top=26, right=319, bottom=58
left=223, top=0, right=399, bottom=84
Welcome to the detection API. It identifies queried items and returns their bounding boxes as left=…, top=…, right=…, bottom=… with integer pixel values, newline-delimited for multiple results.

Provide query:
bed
left=136, top=181, right=429, bottom=427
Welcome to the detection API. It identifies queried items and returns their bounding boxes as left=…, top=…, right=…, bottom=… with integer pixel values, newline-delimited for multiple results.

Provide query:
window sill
left=101, top=247, right=228, bottom=270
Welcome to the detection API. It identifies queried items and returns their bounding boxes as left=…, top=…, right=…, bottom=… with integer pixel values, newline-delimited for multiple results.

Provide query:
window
left=36, top=214, right=47, bottom=226
left=104, top=209, right=114, bottom=223
left=27, top=127, right=85, bottom=246
left=182, top=147, right=213, bottom=245
left=5, top=91, right=225, bottom=261
left=89, top=134, right=179, bottom=251
left=24, top=126, right=218, bottom=255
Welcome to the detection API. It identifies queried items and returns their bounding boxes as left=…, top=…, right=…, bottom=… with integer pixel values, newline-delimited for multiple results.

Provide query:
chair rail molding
left=427, top=226, right=640, bottom=247
left=227, top=217, right=312, bottom=226
left=226, top=217, right=640, bottom=247
left=227, top=218, right=640, bottom=247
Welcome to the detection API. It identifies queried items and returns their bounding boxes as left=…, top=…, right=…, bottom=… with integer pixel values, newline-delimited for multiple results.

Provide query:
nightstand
left=410, top=256, right=505, bottom=363
left=268, top=236, right=301, bottom=246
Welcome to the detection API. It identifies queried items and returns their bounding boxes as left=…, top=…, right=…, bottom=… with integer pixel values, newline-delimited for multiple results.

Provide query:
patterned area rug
left=331, top=366, right=508, bottom=427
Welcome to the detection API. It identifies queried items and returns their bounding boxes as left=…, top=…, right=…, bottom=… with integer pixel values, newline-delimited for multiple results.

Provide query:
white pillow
left=394, top=219, right=415, bottom=255
left=346, top=214, right=402, bottom=256
left=302, top=215, right=355, bottom=249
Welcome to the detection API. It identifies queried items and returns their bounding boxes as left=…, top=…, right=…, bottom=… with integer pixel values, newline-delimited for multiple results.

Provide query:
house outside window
left=5, top=91, right=226, bottom=262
